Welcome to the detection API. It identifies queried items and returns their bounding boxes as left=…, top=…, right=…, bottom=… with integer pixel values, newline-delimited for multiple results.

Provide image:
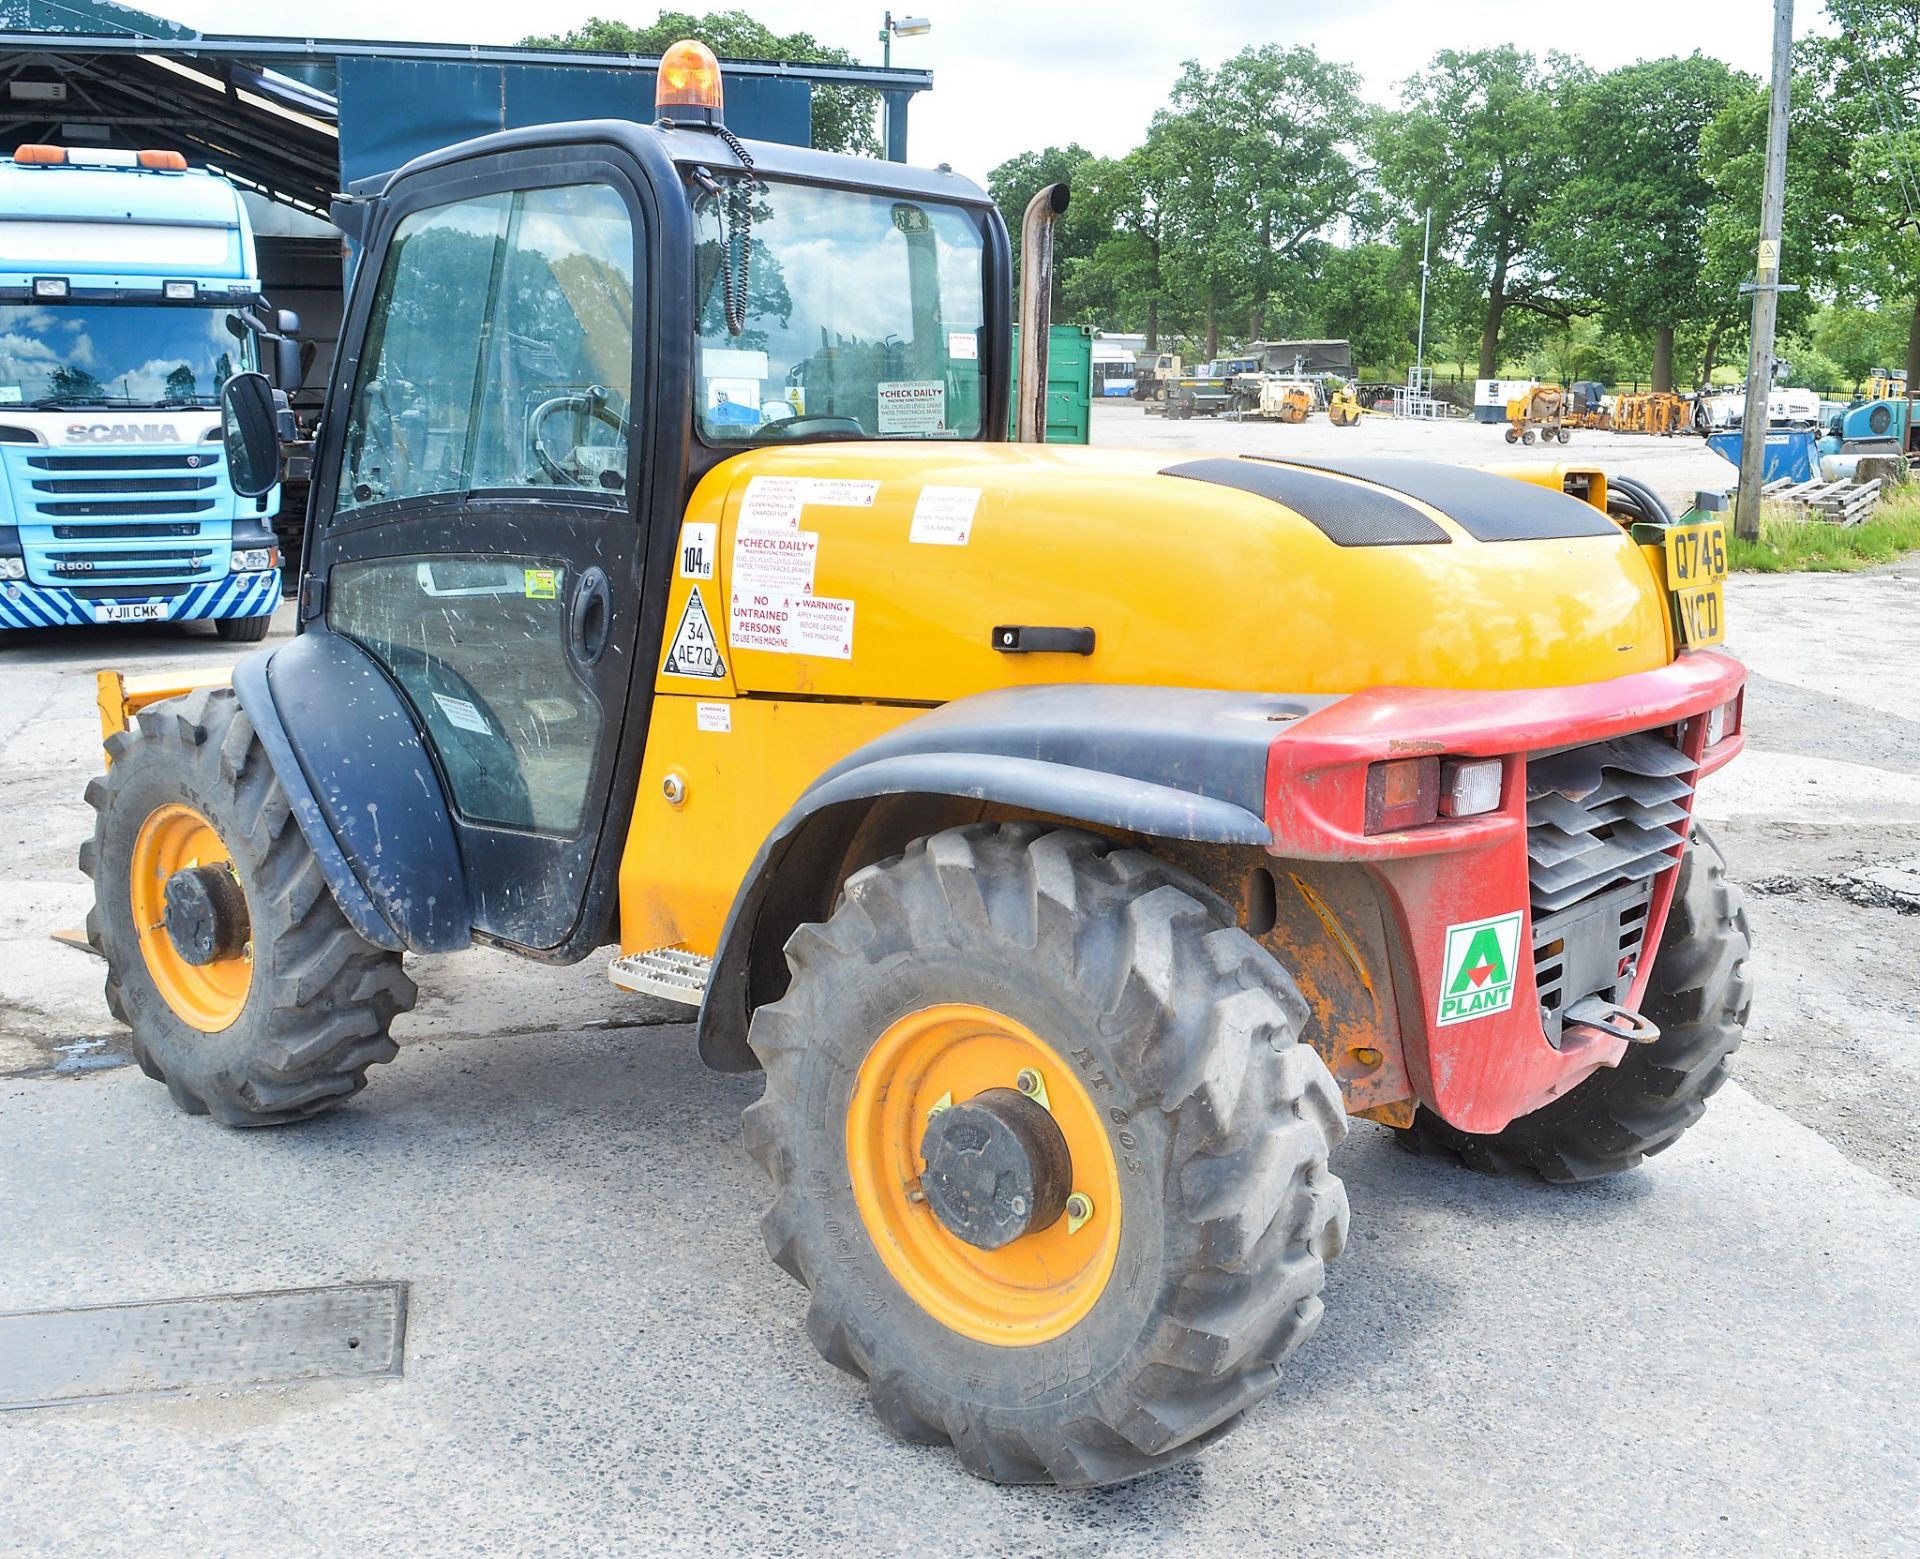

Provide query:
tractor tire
left=213, top=613, right=273, bottom=643
left=80, top=685, right=415, bottom=1125
left=743, top=823, right=1348, bottom=1488
left=1395, top=826, right=1750, bottom=1183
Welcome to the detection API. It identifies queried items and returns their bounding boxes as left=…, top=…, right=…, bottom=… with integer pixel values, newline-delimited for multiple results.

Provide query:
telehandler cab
left=82, top=42, right=1751, bottom=1488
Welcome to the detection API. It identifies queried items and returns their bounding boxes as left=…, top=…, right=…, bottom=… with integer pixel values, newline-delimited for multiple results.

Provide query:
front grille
left=1525, top=732, right=1696, bottom=1045
left=66, top=582, right=189, bottom=600
left=52, top=521, right=201, bottom=539
left=34, top=498, right=217, bottom=517
left=43, top=546, right=218, bottom=583
left=27, top=452, right=219, bottom=472
left=32, top=476, right=218, bottom=494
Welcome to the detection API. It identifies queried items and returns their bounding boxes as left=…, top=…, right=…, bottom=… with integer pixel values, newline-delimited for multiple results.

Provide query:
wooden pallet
left=1760, top=476, right=1883, bottom=527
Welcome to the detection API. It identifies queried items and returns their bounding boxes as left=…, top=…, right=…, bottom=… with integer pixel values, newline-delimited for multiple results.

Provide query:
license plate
left=93, top=601, right=169, bottom=624
left=1664, top=520, right=1727, bottom=648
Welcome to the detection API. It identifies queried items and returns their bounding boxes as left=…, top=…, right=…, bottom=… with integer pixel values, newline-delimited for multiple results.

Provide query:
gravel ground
left=2, top=422, right=1916, bottom=1552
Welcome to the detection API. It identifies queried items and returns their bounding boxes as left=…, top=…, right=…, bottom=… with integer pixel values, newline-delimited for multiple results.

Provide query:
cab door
left=303, top=152, right=657, bottom=953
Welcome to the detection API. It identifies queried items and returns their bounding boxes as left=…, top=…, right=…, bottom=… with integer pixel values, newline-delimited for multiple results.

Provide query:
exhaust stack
left=1016, top=182, right=1070, bottom=444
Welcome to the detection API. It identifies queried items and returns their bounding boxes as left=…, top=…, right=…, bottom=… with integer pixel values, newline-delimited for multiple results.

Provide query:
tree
left=1064, top=149, right=1179, bottom=349
left=987, top=144, right=1096, bottom=315
left=1371, top=48, right=1585, bottom=378
left=1314, top=244, right=1418, bottom=372
left=521, top=11, right=880, bottom=156
left=1542, top=55, right=1749, bottom=391
left=1812, top=301, right=1910, bottom=388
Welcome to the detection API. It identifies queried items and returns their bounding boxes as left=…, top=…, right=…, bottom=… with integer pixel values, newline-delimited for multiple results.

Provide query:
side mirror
left=221, top=371, right=280, bottom=498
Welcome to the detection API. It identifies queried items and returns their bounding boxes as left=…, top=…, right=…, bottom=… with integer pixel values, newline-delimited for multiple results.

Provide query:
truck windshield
left=692, top=179, right=988, bottom=444
left=0, top=303, right=249, bottom=409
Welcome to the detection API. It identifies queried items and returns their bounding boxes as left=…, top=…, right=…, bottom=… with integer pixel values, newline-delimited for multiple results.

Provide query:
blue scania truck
left=0, top=144, right=301, bottom=638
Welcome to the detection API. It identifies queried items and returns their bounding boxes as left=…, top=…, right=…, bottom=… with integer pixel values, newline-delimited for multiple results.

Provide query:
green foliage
left=1315, top=244, right=1418, bottom=372
left=520, top=11, right=880, bottom=156
left=1811, top=302, right=1910, bottom=387
left=1731, top=491, right=1920, bottom=571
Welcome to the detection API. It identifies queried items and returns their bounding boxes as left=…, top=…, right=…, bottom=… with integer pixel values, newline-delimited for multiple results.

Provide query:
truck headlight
left=229, top=548, right=276, bottom=573
left=0, top=557, right=23, bottom=580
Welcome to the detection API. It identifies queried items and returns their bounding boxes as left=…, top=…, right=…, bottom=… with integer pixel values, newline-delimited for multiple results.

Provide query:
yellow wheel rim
left=845, top=1003, right=1122, bottom=1347
left=129, top=802, right=251, bottom=1033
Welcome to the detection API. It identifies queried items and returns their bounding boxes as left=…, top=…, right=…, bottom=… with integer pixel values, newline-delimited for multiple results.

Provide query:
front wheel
left=743, top=824, right=1348, bottom=1487
left=213, top=613, right=273, bottom=643
left=81, top=686, right=415, bottom=1124
left=1395, top=826, right=1751, bottom=1181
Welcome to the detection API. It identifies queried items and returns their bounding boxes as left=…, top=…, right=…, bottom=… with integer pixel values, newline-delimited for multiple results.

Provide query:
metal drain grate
left=0, top=1281, right=407, bottom=1411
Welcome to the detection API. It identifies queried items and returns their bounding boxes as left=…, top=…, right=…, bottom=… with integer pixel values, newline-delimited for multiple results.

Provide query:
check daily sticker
left=739, top=475, right=880, bottom=531
left=877, top=380, right=947, bottom=435
left=733, top=529, right=817, bottom=596
left=910, top=486, right=981, bottom=545
left=1435, top=912, right=1524, bottom=1026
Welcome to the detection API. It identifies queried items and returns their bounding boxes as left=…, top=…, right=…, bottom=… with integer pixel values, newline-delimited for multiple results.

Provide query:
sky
left=168, top=0, right=1828, bottom=186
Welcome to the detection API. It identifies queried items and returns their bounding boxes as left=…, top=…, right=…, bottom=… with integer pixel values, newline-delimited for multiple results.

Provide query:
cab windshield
left=0, top=303, right=250, bottom=409
left=692, top=178, right=988, bottom=444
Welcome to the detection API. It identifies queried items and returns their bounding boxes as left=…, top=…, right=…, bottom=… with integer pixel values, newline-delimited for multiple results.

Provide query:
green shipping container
left=1008, top=323, right=1093, bottom=445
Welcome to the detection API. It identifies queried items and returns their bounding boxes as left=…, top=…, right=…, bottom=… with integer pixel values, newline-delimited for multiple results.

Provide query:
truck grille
left=1525, top=732, right=1696, bottom=1045
left=26, top=452, right=219, bottom=472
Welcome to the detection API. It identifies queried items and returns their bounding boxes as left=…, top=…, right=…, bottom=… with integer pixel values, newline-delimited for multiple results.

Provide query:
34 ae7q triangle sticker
left=661, top=588, right=727, bottom=680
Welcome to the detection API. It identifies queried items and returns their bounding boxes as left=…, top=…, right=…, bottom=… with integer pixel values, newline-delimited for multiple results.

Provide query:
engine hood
left=664, top=444, right=1674, bottom=704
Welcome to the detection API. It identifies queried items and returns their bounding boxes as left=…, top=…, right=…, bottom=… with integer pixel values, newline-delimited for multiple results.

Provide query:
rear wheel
left=213, top=613, right=273, bottom=643
left=1395, top=826, right=1750, bottom=1181
left=743, top=824, right=1348, bottom=1487
left=81, top=686, right=415, bottom=1125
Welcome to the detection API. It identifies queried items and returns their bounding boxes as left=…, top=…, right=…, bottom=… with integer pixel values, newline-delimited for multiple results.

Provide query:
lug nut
left=1065, top=1192, right=1094, bottom=1234
left=1016, top=1068, right=1040, bottom=1096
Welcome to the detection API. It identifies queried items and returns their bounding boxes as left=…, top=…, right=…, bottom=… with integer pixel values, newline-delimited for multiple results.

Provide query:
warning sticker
left=432, top=692, right=491, bottom=735
left=730, top=591, right=855, bottom=659
left=523, top=567, right=558, bottom=599
left=739, top=476, right=880, bottom=531
left=1435, top=912, right=1524, bottom=1027
left=947, top=331, right=978, bottom=361
left=661, top=588, right=727, bottom=680
left=695, top=701, right=731, bottom=733
left=677, top=522, right=717, bottom=580
left=733, top=529, right=818, bottom=597
left=877, top=380, right=948, bottom=435
left=909, top=486, right=980, bottom=545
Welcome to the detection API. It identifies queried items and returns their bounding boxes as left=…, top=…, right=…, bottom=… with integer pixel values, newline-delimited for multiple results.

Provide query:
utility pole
left=1414, top=207, right=1432, bottom=390
left=1736, top=0, right=1794, bottom=542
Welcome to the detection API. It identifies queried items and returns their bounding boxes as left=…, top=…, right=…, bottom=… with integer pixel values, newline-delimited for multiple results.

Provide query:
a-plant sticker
left=1436, top=911, right=1524, bottom=1026
left=661, top=588, right=726, bottom=680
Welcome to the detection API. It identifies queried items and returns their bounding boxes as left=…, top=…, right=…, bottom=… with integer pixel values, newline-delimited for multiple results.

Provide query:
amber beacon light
left=656, top=39, right=724, bottom=124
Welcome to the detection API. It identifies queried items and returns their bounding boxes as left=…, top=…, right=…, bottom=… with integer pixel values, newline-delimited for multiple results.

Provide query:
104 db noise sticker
left=662, top=588, right=726, bottom=679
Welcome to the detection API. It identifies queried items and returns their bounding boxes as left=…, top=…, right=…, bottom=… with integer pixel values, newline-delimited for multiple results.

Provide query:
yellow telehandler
left=80, top=42, right=1751, bottom=1489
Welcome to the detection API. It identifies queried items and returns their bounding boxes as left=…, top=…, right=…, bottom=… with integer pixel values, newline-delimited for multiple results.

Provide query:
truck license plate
left=1664, top=520, right=1727, bottom=648
left=93, top=601, right=169, bottom=624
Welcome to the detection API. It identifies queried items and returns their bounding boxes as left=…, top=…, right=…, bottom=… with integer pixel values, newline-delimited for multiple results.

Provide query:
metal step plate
left=608, top=945, right=711, bottom=1006
left=0, top=1281, right=407, bottom=1411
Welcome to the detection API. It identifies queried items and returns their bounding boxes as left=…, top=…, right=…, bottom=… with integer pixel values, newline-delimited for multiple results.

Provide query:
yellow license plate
left=1665, top=520, right=1727, bottom=648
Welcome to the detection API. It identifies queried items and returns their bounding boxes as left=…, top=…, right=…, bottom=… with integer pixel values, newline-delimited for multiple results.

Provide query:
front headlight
left=229, top=548, right=276, bottom=573
left=0, top=557, right=24, bottom=581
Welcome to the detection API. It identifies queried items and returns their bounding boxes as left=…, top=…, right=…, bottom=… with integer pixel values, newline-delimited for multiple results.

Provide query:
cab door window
left=340, top=184, right=635, bottom=510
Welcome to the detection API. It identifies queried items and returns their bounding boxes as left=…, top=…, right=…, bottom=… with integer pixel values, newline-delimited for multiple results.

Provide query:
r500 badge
left=1665, top=519, right=1727, bottom=648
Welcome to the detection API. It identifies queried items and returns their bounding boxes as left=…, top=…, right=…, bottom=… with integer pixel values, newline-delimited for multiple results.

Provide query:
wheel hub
left=919, top=1087, right=1071, bottom=1250
left=162, top=863, right=249, bottom=967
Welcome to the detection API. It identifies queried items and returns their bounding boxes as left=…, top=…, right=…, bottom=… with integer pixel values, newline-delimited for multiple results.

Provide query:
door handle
left=569, top=565, right=611, bottom=668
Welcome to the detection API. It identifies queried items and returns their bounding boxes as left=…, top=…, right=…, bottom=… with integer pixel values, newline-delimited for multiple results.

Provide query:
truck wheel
left=1395, top=826, right=1750, bottom=1182
left=79, top=686, right=415, bottom=1125
left=213, top=613, right=273, bottom=643
left=743, top=824, right=1348, bottom=1487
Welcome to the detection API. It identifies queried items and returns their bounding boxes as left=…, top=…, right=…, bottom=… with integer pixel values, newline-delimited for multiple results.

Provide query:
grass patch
left=1729, top=490, right=1920, bottom=572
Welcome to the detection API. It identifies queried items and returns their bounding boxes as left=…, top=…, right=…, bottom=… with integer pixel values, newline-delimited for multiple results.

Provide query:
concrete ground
left=3, top=425, right=1918, bottom=1553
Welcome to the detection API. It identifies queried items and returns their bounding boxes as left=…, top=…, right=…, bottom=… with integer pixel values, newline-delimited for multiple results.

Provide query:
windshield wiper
left=27, top=395, right=114, bottom=409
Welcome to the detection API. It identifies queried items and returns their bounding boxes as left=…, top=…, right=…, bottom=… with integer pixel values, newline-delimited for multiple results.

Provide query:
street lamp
left=878, top=12, right=931, bottom=162
left=880, top=11, right=932, bottom=67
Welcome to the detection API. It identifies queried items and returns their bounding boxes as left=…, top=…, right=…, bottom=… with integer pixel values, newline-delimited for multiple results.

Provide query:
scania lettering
left=0, top=144, right=302, bottom=639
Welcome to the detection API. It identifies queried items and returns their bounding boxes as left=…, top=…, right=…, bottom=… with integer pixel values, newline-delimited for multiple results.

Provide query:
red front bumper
left=1265, top=649, right=1746, bottom=1133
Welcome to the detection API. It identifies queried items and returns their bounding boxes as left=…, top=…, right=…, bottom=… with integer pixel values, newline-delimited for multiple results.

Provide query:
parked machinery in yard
left=1615, top=391, right=1694, bottom=437
left=1326, top=382, right=1365, bottom=426
left=1503, top=383, right=1571, bottom=444
left=79, top=43, right=1752, bottom=1491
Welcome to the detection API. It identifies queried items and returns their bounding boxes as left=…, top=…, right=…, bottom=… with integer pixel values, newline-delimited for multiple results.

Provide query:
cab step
left=608, top=945, right=711, bottom=1006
